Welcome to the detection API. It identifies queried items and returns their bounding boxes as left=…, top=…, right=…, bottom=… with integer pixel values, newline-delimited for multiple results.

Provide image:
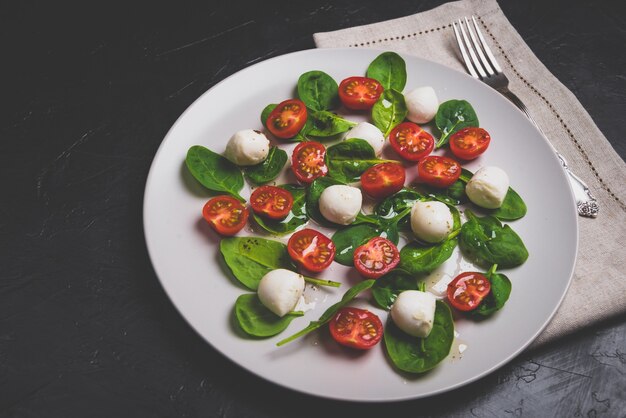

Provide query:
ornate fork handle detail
left=453, top=16, right=599, bottom=218
left=555, top=153, right=600, bottom=217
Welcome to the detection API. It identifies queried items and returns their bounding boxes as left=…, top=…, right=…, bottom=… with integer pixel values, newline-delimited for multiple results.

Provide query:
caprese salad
left=184, top=51, right=529, bottom=374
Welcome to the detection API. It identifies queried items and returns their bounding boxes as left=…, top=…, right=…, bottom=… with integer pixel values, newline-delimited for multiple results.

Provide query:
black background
left=2, top=1, right=625, bottom=417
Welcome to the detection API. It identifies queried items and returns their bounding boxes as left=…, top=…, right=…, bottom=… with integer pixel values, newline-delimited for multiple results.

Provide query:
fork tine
left=471, top=16, right=502, bottom=73
left=464, top=17, right=494, bottom=76
left=457, top=19, right=487, bottom=78
left=453, top=21, right=479, bottom=79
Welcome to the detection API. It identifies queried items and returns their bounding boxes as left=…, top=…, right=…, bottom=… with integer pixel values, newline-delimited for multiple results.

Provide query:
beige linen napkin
left=314, top=0, right=626, bottom=348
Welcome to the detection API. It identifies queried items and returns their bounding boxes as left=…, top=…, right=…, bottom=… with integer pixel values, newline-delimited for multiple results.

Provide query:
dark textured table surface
left=2, top=1, right=625, bottom=417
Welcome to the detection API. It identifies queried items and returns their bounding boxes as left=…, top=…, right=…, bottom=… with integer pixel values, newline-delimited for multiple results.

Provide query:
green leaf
left=366, top=52, right=407, bottom=91
left=326, top=139, right=390, bottom=183
left=332, top=223, right=399, bottom=266
left=490, top=188, right=527, bottom=221
left=372, top=269, right=418, bottom=310
left=253, top=185, right=309, bottom=235
left=372, top=89, right=408, bottom=136
left=245, top=147, right=288, bottom=186
left=435, top=100, right=479, bottom=148
left=375, top=189, right=424, bottom=222
left=185, top=145, right=244, bottom=201
left=418, top=180, right=468, bottom=206
left=459, top=210, right=529, bottom=268
left=471, top=269, right=512, bottom=317
left=384, top=301, right=454, bottom=373
left=399, top=238, right=458, bottom=275
left=307, top=110, right=356, bottom=138
left=276, top=279, right=376, bottom=346
left=260, top=104, right=277, bottom=128
left=297, top=71, right=339, bottom=111
left=220, top=237, right=296, bottom=290
left=235, top=293, right=303, bottom=337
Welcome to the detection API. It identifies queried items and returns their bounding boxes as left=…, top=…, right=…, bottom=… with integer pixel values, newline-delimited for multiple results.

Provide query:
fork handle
left=498, top=89, right=599, bottom=218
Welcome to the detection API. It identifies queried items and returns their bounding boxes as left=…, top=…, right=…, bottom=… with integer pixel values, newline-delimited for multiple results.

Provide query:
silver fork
left=453, top=16, right=599, bottom=218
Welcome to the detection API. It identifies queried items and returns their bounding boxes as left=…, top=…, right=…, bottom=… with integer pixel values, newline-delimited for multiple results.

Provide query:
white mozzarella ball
left=344, top=122, right=385, bottom=155
left=465, top=166, right=510, bottom=209
left=319, top=185, right=362, bottom=225
left=224, top=129, right=270, bottom=166
left=390, top=290, right=437, bottom=338
left=410, top=201, right=454, bottom=243
left=405, top=86, right=439, bottom=124
left=257, top=269, right=305, bottom=317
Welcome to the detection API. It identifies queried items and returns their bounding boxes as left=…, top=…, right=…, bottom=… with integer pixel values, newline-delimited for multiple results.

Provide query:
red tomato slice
left=353, top=237, right=400, bottom=279
left=291, top=141, right=328, bottom=184
left=447, top=272, right=491, bottom=312
left=266, top=99, right=308, bottom=139
left=338, top=76, right=384, bottom=110
left=202, top=196, right=248, bottom=236
left=287, top=228, right=336, bottom=272
left=250, top=186, right=294, bottom=220
left=361, top=162, right=406, bottom=199
left=449, top=127, right=491, bottom=160
left=389, top=122, right=434, bottom=161
left=329, top=307, right=383, bottom=350
left=417, top=155, right=462, bottom=188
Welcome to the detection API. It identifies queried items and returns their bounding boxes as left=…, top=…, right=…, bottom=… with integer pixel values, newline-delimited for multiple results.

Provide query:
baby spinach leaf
left=307, top=110, right=356, bottom=138
left=235, top=293, right=303, bottom=337
left=375, top=189, right=424, bottom=221
left=245, top=146, right=288, bottom=185
left=372, top=89, right=408, bottom=136
left=297, top=70, right=339, bottom=111
left=459, top=210, right=529, bottom=268
left=419, top=179, right=468, bottom=206
left=366, top=51, right=407, bottom=91
left=185, top=145, right=245, bottom=201
left=490, top=188, right=527, bottom=221
left=372, top=269, right=418, bottom=310
left=260, top=103, right=277, bottom=128
left=384, top=301, right=454, bottom=373
left=459, top=168, right=473, bottom=183
left=471, top=268, right=512, bottom=317
left=276, top=279, right=376, bottom=346
left=253, top=185, right=308, bottom=235
left=332, top=222, right=399, bottom=266
left=435, top=100, right=479, bottom=148
left=326, top=138, right=389, bottom=183
left=220, top=237, right=296, bottom=290
left=399, top=238, right=458, bottom=275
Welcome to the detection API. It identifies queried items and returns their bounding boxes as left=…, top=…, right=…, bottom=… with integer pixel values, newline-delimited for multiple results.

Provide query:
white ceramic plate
left=143, top=48, right=578, bottom=402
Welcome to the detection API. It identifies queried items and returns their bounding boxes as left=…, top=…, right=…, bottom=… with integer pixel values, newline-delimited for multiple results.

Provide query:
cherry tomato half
left=447, top=272, right=492, bottom=312
left=338, top=76, right=384, bottom=110
left=250, top=186, right=293, bottom=220
left=417, top=155, right=462, bottom=188
left=389, top=122, right=434, bottom=161
left=291, top=141, right=328, bottom=184
left=266, top=99, right=308, bottom=139
left=353, top=237, right=400, bottom=279
left=449, top=127, right=491, bottom=160
left=287, top=228, right=336, bottom=272
left=361, top=162, right=406, bottom=199
left=329, top=307, right=383, bottom=350
left=202, top=196, right=248, bottom=236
